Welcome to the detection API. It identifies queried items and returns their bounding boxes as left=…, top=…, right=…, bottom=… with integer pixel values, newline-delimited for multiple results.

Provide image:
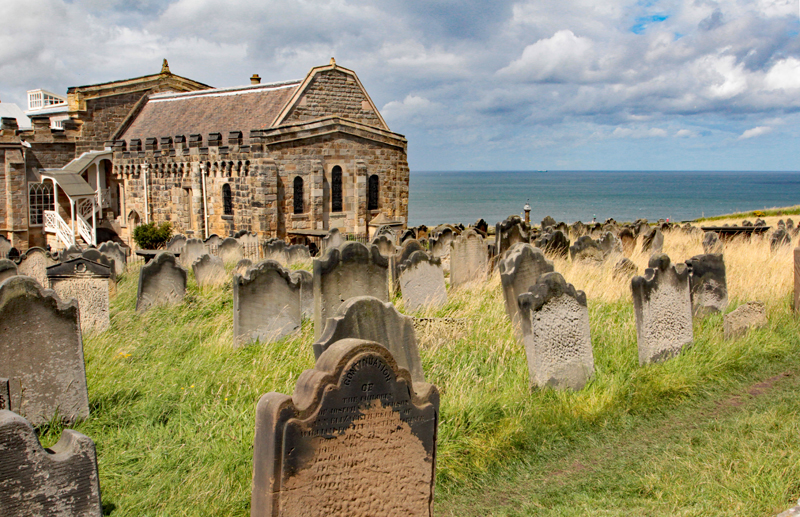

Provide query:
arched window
left=331, top=166, right=343, bottom=213
left=293, top=176, right=304, bottom=214
left=368, top=174, right=379, bottom=211
left=222, top=183, right=233, bottom=215
left=28, top=183, right=54, bottom=226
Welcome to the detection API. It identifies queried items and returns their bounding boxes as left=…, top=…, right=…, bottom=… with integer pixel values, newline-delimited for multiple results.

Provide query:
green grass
left=37, top=264, right=800, bottom=516
left=694, top=205, right=800, bottom=222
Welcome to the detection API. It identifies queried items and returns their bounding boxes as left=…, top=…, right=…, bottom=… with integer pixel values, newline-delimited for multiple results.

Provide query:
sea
left=407, top=170, right=800, bottom=227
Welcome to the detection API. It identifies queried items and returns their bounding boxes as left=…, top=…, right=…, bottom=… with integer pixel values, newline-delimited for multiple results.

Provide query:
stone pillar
left=310, top=160, right=324, bottom=231
left=355, top=161, right=368, bottom=236
left=191, top=160, right=203, bottom=237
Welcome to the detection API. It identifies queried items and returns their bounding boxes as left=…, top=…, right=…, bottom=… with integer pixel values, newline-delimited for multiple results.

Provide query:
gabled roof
left=0, top=103, right=31, bottom=129
left=120, top=81, right=301, bottom=143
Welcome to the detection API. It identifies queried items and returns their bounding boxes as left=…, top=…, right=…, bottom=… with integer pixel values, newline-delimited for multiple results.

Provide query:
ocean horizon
left=407, top=170, right=800, bottom=227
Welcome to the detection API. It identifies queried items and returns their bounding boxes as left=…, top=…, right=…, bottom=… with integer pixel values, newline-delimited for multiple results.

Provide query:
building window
left=368, top=174, right=379, bottom=211
left=293, top=176, right=304, bottom=214
left=29, top=183, right=54, bottom=226
left=222, top=183, right=233, bottom=215
left=331, top=166, right=343, bottom=213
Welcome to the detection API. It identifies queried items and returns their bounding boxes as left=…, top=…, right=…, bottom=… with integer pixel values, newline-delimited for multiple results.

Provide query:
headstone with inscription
left=251, top=339, right=438, bottom=517
left=47, top=257, right=112, bottom=332
left=136, top=252, right=187, bottom=312
left=499, top=243, right=554, bottom=333
left=0, top=410, right=102, bottom=516
left=286, top=244, right=311, bottom=265
left=167, top=234, right=187, bottom=254
left=219, top=237, right=244, bottom=264
left=449, top=229, right=488, bottom=289
left=234, top=260, right=301, bottom=345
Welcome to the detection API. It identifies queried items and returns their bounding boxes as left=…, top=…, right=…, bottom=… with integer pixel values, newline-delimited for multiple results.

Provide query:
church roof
left=119, top=80, right=301, bottom=144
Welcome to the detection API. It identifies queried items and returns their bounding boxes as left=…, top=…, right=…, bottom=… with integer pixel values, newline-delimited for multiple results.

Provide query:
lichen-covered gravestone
left=0, top=258, right=17, bottom=283
left=313, top=296, right=426, bottom=386
left=0, top=410, right=102, bottom=516
left=234, top=260, right=301, bottom=345
left=688, top=253, right=728, bottom=317
left=370, top=234, right=396, bottom=257
left=285, top=244, right=311, bottom=265
left=47, top=257, right=113, bottom=332
left=136, top=252, right=187, bottom=312
left=631, top=254, right=693, bottom=364
left=390, top=239, right=425, bottom=293
left=251, top=339, right=438, bottom=517
left=192, top=254, right=227, bottom=289
left=291, top=269, right=313, bottom=319
left=167, top=234, right=187, bottom=254
left=723, top=301, right=767, bottom=340
left=0, top=276, right=90, bottom=425
left=398, top=251, right=447, bottom=311
left=642, top=228, right=664, bottom=254
left=181, top=238, right=208, bottom=268
left=495, top=215, right=529, bottom=256
left=499, top=243, right=555, bottom=333
left=264, top=239, right=288, bottom=264
left=313, top=242, right=389, bottom=339
left=219, top=237, right=244, bottom=264
left=16, top=247, right=56, bottom=287
left=449, top=229, right=487, bottom=289
left=518, top=272, right=594, bottom=390
left=569, top=236, right=605, bottom=263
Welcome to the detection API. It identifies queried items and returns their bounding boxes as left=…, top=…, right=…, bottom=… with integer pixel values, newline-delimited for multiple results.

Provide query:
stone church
left=0, top=59, right=409, bottom=252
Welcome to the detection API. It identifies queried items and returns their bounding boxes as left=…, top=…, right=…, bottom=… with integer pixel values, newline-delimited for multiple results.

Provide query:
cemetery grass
left=37, top=231, right=800, bottom=516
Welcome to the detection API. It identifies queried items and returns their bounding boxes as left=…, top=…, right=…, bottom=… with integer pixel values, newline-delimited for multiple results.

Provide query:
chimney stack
left=250, top=74, right=261, bottom=85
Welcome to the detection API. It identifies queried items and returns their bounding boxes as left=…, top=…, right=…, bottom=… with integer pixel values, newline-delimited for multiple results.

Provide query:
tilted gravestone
left=371, top=234, right=396, bottom=257
left=16, top=247, right=56, bottom=287
left=390, top=239, right=425, bottom=293
left=313, top=242, right=389, bottom=339
left=534, top=230, right=570, bottom=258
left=517, top=272, right=594, bottom=390
left=0, top=258, right=17, bottom=283
left=688, top=253, right=728, bottom=317
left=641, top=228, right=664, bottom=254
left=234, top=260, right=301, bottom=346
left=136, top=252, right=187, bottom=312
left=0, top=410, right=102, bottom=516
left=219, top=237, right=244, bottom=264
left=99, top=241, right=127, bottom=276
left=251, top=339, right=438, bottom=517
left=612, top=257, right=637, bottom=279
left=398, top=251, right=447, bottom=312
left=47, top=257, right=113, bottom=332
left=167, top=234, right=187, bottom=254
left=723, top=301, right=767, bottom=340
left=495, top=215, right=530, bottom=256
left=313, top=296, right=425, bottom=385
left=569, top=236, right=605, bottom=263
left=192, top=254, right=227, bottom=289
left=499, top=243, right=555, bottom=333
left=702, top=231, right=723, bottom=254
left=631, top=254, right=693, bottom=365
left=181, top=238, right=208, bottom=268
left=449, top=229, right=488, bottom=289
left=291, top=269, right=313, bottom=319
left=0, top=276, right=90, bottom=425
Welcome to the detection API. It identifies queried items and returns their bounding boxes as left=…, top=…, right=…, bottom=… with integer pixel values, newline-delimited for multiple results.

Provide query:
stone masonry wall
left=77, top=91, right=147, bottom=154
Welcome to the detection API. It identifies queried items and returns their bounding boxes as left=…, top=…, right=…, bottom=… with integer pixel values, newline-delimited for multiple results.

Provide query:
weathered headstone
left=429, top=228, right=455, bottom=259
left=236, top=231, right=260, bottom=261
left=0, top=276, right=90, bottom=425
left=541, top=215, right=556, bottom=230
left=371, top=234, right=396, bottom=257
left=167, top=234, right=187, bottom=254
left=570, top=221, right=587, bottom=238
left=496, top=215, right=530, bottom=256
left=285, top=244, right=311, bottom=265
left=47, top=257, right=112, bottom=332
left=251, top=339, right=438, bottom=517
left=0, top=235, right=10, bottom=258
left=205, top=234, right=223, bottom=255
left=62, top=245, right=83, bottom=261
left=0, top=410, right=102, bottom=515
left=499, top=243, right=555, bottom=333
left=234, top=258, right=253, bottom=277
left=264, top=239, right=288, bottom=264
left=182, top=238, right=208, bottom=268
left=619, top=228, right=636, bottom=255
left=631, top=254, right=693, bottom=365
left=234, top=260, right=301, bottom=345
left=449, top=229, right=487, bottom=289
left=535, top=230, right=570, bottom=258
left=771, top=228, right=791, bottom=251
left=399, top=228, right=415, bottom=243
left=517, top=272, right=594, bottom=390
left=569, top=236, right=605, bottom=263
left=192, top=254, right=227, bottom=289
left=398, top=251, right=447, bottom=311
left=597, top=231, right=622, bottom=257
left=0, top=258, right=17, bottom=283
left=98, top=241, right=127, bottom=276
left=16, top=247, right=56, bottom=287
left=688, top=253, right=728, bottom=316
left=81, top=249, right=116, bottom=281
left=313, top=242, right=389, bottom=339
left=723, top=301, right=767, bottom=340
left=702, top=231, right=723, bottom=254
left=313, top=296, right=425, bottom=385
left=219, top=237, right=244, bottom=264
left=0, top=378, right=8, bottom=411
left=612, top=257, right=637, bottom=279
left=642, top=228, right=664, bottom=254
left=321, top=228, right=343, bottom=253
left=390, top=239, right=425, bottom=293
left=291, top=269, right=313, bottom=319
left=136, top=252, right=187, bottom=312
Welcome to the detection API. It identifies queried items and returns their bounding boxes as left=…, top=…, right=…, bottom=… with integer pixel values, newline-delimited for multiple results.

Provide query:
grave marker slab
left=398, top=251, right=447, bottom=312
left=724, top=301, right=767, bottom=340
left=99, top=241, right=127, bottom=275
left=0, top=258, right=17, bottom=283
left=167, top=234, right=187, bottom=254
left=47, top=257, right=112, bottom=332
left=702, top=231, right=723, bottom=254
left=499, top=243, right=555, bottom=333
left=495, top=215, right=530, bottom=256
left=235, top=258, right=253, bottom=277
left=234, top=260, right=301, bottom=345
left=136, top=252, right=187, bottom=311
left=192, top=254, right=227, bottom=289
left=17, top=247, right=56, bottom=287
left=371, top=234, right=396, bottom=257
left=219, top=237, right=244, bottom=264
left=182, top=238, right=208, bottom=268
left=291, top=269, right=313, bottom=319
left=449, top=229, right=487, bottom=289
left=0, top=235, right=10, bottom=258
left=251, top=339, right=438, bottom=517
left=321, top=228, right=343, bottom=253
left=688, top=253, right=728, bottom=316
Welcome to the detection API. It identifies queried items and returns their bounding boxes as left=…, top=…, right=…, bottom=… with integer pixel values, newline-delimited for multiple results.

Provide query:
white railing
left=78, top=198, right=94, bottom=219
left=77, top=213, right=93, bottom=246
left=99, top=187, right=111, bottom=209
left=44, top=210, right=73, bottom=248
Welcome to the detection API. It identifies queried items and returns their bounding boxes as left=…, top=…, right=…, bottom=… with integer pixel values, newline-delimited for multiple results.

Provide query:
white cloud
left=739, top=126, right=773, bottom=139
left=497, top=30, right=599, bottom=83
left=675, top=129, right=696, bottom=138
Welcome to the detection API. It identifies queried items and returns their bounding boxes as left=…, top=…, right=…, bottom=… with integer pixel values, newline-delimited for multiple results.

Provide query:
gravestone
left=313, top=242, right=389, bottom=339
left=612, top=257, right=637, bottom=279
left=0, top=258, right=17, bottom=283
left=723, top=301, right=767, bottom=340
left=219, top=237, right=244, bottom=264
left=0, top=378, right=8, bottom=411
left=619, top=228, right=636, bottom=255
left=517, top=272, right=594, bottom=390
left=81, top=249, right=115, bottom=281
left=499, top=243, right=555, bottom=333
left=47, top=257, right=112, bottom=332
left=570, top=221, right=587, bottom=238
left=182, top=238, right=208, bottom=268
left=192, top=254, right=227, bottom=289
left=541, top=216, right=556, bottom=230
left=313, top=296, right=425, bottom=385
left=688, top=253, right=728, bottom=316
left=703, top=231, right=723, bottom=254
left=0, top=410, right=102, bottom=515
left=251, top=339, right=438, bottom=517
left=535, top=230, right=570, bottom=258
left=167, top=234, right=187, bottom=253
left=429, top=228, right=454, bottom=259
left=641, top=228, right=664, bottom=254
left=62, top=245, right=83, bottom=261
left=237, top=231, right=260, bottom=260
left=795, top=247, right=800, bottom=316
left=496, top=215, right=530, bottom=256
left=449, top=229, right=488, bottom=288
left=569, top=236, right=605, bottom=263
left=597, top=232, right=622, bottom=257
left=0, top=235, right=10, bottom=258
left=98, top=241, right=127, bottom=276
left=7, top=248, right=19, bottom=261
left=17, top=247, right=56, bottom=287
left=0, top=276, right=89, bottom=425
left=321, top=228, right=343, bottom=253
left=264, top=239, right=288, bottom=264
left=398, top=251, right=447, bottom=311
left=631, top=254, right=693, bottom=365
left=234, top=260, right=301, bottom=345
left=285, top=244, right=311, bottom=265
left=634, top=220, right=650, bottom=237
left=399, top=228, right=416, bottom=243
left=291, top=269, right=313, bottom=319
left=136, top=252, right=187, bottom=311
left=390, top=239, right=425, bottom=293
left=771, top=228, right=790, bottom=251
left=205, top=234, right=223, bottom=256
left=371, top=234, right=396, bottom=257
left=234, top=258, right=253, bottom=277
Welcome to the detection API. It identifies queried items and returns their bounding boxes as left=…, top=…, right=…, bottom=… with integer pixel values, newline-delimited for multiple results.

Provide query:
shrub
left=132, top=222, right=172, bottom=249
left=753, top=210, right=765, bottom=217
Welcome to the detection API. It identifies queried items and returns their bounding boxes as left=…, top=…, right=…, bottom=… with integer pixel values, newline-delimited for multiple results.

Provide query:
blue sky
left=1, top=0, right=799, bottom=171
